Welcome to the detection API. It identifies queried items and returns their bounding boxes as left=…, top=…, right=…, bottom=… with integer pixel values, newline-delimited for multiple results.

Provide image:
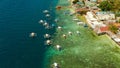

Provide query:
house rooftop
left=100, top=26, right=109, bottom=32
left=113, top=23, right=120, bottom=28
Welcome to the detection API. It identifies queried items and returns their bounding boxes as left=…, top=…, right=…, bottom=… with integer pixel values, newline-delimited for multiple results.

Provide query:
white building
left=96, top=12, right=115, bottom=21
left=86, top=12, right=105, bottom=29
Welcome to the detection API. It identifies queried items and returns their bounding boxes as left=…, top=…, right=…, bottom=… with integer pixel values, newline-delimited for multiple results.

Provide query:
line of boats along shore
left=29, top=9, right=85, bottom=68
left=29, top=9, right=62, bottom=68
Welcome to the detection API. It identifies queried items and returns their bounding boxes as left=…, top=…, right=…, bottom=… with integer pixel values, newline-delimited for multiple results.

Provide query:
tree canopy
left=98, top=1, right=112, bottom=11
left=109, top=25, right=118, bottom=34
left=99, top=0, right=120, bottom=12
left=72, top=0, right=79, bottom=4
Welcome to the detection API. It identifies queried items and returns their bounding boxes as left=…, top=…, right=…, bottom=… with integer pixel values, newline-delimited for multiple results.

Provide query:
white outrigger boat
left=43, top=10, right=49, bottom=13
left=29, top=32, right=37, bottom=37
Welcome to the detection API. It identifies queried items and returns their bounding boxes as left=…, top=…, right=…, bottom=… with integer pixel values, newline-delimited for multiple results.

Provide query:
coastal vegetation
left=72, top=0, right=79, bottom=4
left=109, top=24, right=118, bottom=34
left=99, top=0, right=120, bottom=16
left=98, top=1, right=112, bottom=11
left=79, top=10, right=88, bottom=15
left=76, top=15, right=87, bottom=23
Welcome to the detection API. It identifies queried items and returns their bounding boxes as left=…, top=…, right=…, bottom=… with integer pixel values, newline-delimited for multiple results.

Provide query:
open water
left=0, top=0, right=57, bottom=68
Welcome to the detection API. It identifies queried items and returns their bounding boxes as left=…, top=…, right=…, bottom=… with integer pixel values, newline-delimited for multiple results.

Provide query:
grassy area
left=45, top=0, right=120, bottom=68
left=77, top=14, right=87, bottom=23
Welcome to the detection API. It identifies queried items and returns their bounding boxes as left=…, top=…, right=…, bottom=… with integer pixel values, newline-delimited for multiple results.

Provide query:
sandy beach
left=45, top=0, right=120, bottom=68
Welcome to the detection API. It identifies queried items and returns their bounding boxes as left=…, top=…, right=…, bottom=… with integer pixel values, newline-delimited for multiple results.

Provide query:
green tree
left=82, top=0, right=85, bottom=6
left=72, top=0, right=79, bottom=4
left=109, top=0, right=120, bottom=12
left=80, top=10, right=88, bottom=15
left=98, top=1, right=112, bottom=11
left=109, top=25, right=118, bottom=34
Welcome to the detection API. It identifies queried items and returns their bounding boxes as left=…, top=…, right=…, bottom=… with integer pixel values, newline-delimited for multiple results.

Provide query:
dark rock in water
left=84, top=24, right=88, bottom=27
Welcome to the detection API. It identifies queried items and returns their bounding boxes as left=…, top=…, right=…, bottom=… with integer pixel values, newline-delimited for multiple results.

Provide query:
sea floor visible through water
left=45, top=0, right=120, bottom=68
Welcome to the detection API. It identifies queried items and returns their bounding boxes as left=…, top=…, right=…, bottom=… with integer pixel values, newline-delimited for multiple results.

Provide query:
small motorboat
left=43, top=22, right=48, bottom=26
left=76, top=31, right=80, bottom=35
left=77, top=22, right=84, bottom=25
left=56, top=45, right=61, bottom=50
left=62, top=34, right=66, bottom=39
left=38, top=20, right=44, bottom=24
left=53, top=62, right=58, bottom=67
left=54, top=18, right=59, bottom=22
left=29, top=32, right=37, bottom=37
left=44, top=34, right=51, bottom=38
left=43, top=10, right=49, bottom=13
left=45, top=25, right=51, bottom=29
left=46, top=14, right=50, bottom=17
left=51, top=62, right=59, bottom=68
left=45, top=40, right=52, bottom=45
left=57, top=26, right=62, bottom=30
left=68, top=31, right=72, bottom=35
left=72, top=16, right=79, bottom=21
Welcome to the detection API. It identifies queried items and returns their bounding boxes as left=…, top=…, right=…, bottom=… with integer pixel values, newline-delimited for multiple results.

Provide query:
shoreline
left=46, top=0, right=120, bottom=68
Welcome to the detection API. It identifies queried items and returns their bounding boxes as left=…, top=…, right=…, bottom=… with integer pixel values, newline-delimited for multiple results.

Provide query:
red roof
left=100, top=26, right=109, bottom=32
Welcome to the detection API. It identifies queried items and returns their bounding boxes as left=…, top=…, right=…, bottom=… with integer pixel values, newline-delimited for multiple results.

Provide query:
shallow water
left=47, top=0, right=120, bottom=68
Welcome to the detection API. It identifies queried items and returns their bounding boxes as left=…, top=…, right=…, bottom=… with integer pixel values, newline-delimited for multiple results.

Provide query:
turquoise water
left=0, top=0, right=57, bottom=68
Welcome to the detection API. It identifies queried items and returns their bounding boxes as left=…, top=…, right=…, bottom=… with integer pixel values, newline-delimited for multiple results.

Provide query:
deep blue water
left=0, top=0, right=57, bottom=68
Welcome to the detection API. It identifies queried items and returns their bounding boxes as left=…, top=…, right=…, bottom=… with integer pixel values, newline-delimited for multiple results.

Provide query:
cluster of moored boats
left=29, top=9, right=83, bottom=68
left=29, top=9, right=61, bottom=68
